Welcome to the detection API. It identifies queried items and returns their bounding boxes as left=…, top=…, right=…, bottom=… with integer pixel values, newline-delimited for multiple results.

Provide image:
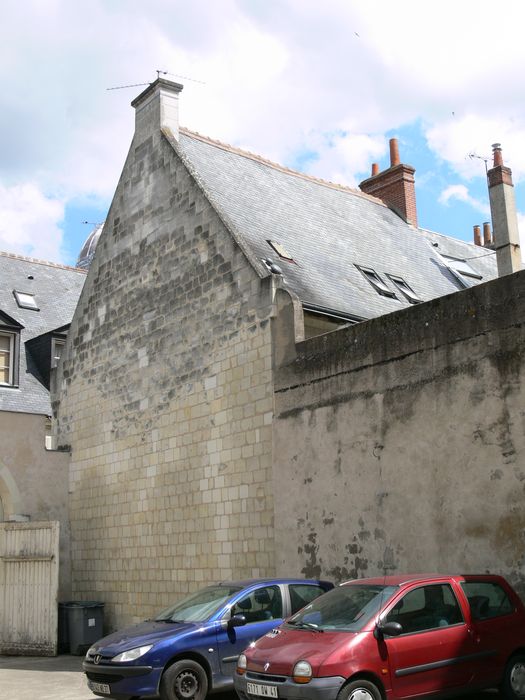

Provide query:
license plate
left=247, top=682, right=278, bottom=698
left=87, top=680, right=111, bottom=694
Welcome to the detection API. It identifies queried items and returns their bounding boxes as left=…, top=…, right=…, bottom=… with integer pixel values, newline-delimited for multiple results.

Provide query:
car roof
left=341, top=574, right=460, bottom=587
left=218, top=577, right=330, bottom=588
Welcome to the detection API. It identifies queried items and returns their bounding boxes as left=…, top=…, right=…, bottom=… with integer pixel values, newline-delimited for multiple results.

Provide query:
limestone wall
left=273, top=270, right=525, bottom=598
left=54, top=127, right=275, bottom=629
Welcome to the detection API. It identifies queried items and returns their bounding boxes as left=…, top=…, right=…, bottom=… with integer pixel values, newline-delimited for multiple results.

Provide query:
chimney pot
left=371, top=163, right=380, bottom=176
left=473, top=225, right=482, bottom=246
left=492, top=142, right=503, bottom=167
left=483, top=221, right=492, bottom=246
left=389, top=138, right=400, bottom=167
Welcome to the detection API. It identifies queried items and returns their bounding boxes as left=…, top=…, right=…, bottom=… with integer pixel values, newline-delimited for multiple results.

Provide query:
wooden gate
left=0, top=521, right=59, bottom=655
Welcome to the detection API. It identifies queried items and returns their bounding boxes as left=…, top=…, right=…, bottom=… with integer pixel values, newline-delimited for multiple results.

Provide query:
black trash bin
left=60, top=601, right=104, bottom=655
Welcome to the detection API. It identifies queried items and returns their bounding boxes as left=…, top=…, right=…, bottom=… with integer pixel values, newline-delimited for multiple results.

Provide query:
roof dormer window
left=13, top=290, right=39, bottom=310
left=0, top=331, right=17, bottom=386
left=355, top=265, right=397, bottom=298
left=386, top=274, right=421, bottom=304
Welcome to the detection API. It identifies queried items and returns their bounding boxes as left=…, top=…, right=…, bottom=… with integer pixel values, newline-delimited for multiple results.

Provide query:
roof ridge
left=0, top=250, right=87, bottom=273
left=179, top=127, right=386, bottom=206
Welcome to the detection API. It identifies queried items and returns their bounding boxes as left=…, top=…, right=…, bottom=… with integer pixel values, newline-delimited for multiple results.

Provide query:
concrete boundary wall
left=273, top=270, right=525, bottom=597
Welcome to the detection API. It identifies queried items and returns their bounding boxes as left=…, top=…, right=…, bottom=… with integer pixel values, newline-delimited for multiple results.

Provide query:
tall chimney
left=483, top=221, right=492, bottom=247
left=473, top=225, right=482, bottom=246
left=359, top=138, right=418, bottom=227
left=487, top=143, right=522, bottom=275
left=131, top=78, right=184, bottom=143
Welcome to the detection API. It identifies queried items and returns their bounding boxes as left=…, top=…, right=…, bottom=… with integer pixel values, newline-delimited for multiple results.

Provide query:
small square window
left=355, top=265, right=396, bottom=298
left=13, top=291, right=39, bottom=310
left=386, top=275, right=420, bottom=304
left=267, top=240, right=295, bottom=262
left=441, top=256, right=482, bottom=289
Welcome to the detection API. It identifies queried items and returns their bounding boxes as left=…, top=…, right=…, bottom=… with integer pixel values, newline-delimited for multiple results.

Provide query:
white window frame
left=0, top=331, right=15, bottom=386
left=356, top=265, right=397, bottom=298
left=13, top=290, right=39, bottom=310
left=386, top=274, right=421, bottom=304
left=51, top=337, right=66, bottom=368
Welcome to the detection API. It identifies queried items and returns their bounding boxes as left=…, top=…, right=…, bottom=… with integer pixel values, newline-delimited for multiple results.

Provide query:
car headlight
left=112, top=644, right=153, bottom=663
left=237, top=653, right=247, bottom=675
left=293, top=660, right=312, bottom=683
left=86, top=645, right=98, bottom=657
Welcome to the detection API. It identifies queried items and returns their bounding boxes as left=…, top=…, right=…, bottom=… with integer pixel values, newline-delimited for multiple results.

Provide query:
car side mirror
left=228, top=614, right=247, bottom=629
left=374, top=620, right=403, bottom=639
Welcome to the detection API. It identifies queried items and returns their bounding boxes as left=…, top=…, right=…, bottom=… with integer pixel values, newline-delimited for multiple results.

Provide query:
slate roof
left=0, top=252, right=86, bottom=414
left=174, top=128, right=498, bottom=321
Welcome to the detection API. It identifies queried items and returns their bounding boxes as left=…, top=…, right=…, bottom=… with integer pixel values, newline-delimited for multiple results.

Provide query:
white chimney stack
left=131, top=78, right=183, bottom=142
left=487, top=143, right=522, bottom=276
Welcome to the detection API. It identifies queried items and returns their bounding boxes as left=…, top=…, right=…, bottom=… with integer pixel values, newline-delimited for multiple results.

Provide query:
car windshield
left=155, top=585, right=241, bottom=622
left=285, top=584, right=397, bottom=632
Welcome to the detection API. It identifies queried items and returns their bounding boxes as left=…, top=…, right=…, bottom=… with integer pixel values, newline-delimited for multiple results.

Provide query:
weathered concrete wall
left=54, top=123, right=275, bottom=629
left=0, top=412, right=71, bottom=597
left=273, top=270, right=525, bottom=598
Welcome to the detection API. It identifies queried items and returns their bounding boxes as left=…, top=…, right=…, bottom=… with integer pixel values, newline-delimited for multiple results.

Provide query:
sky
left=1, top=0, right=525, bottom=267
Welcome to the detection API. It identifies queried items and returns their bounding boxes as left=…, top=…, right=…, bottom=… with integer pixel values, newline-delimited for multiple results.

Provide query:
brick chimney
left=483, top=221, right=492, bottom=247
left=487, top=143, right=522, bottom=275
left=131, top=78, right=183, bottom=143
left=473, top=225, right=482, bottom=246
left=359, top=138, right=418, bottom=227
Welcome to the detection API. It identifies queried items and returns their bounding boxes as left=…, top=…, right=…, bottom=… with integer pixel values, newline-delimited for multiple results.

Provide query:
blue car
left=83, top=577, right=333, bottom=700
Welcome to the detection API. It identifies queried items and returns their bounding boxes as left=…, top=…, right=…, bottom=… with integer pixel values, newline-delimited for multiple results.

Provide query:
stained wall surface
left=273, top=270, right=525, bottom=598
left=0, top=411, right=71, bottom=597
left=54, top=122, right=276, bottom=628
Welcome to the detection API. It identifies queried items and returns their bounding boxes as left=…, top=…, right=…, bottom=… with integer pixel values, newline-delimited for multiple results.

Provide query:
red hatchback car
left=234, top=574, right=525, bottom=700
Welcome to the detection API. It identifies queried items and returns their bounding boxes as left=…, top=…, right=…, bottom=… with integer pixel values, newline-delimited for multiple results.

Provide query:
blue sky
left=1, top=0, right=524, bottom=267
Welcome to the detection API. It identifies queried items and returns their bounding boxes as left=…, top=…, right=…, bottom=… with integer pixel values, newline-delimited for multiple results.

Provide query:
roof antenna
left=467, top=151, right=491, bottom=177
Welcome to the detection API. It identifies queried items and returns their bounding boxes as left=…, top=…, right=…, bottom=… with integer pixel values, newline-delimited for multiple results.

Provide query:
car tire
left=337, top=679, right=382, bottom=700
left=501, top=653, right=525, bottom=699
left=160, top=659, right=209, bottom=700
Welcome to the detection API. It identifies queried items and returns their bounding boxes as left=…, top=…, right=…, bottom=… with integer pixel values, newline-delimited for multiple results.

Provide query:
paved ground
left=0, top=655, right=502, bottom=700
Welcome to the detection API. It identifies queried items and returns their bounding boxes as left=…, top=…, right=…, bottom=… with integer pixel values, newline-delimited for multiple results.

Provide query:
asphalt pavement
left=0, top=655, right=501, bottom=700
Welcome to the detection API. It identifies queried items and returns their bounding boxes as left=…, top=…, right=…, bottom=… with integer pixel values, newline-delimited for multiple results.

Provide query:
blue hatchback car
left=83, top=577, right=333, bottom=700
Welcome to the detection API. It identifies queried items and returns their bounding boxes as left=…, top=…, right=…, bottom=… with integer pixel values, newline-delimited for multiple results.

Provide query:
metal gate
left=0, top=521, right=59, bottom=655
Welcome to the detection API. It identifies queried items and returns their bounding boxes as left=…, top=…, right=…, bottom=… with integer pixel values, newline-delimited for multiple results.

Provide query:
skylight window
left=355, top=265, right=396, bottom=298
left=13, top=291, right=39, bottom=310
left=441, top=255, right=482, bottom=289
left=386, top=275, right=421, bottom=304
left=267, top=240, right=294, bottom=262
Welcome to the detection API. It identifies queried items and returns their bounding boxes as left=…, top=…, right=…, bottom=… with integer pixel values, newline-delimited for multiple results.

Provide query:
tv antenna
left=107, top=69, right=205, bottom=91
left=467, top=151, right=491, bottom=176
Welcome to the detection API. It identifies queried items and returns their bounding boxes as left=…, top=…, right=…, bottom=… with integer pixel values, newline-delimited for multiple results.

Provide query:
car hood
left=91, top=620, right=205, bottom=655
left=246, top=627, right=354, bottom=675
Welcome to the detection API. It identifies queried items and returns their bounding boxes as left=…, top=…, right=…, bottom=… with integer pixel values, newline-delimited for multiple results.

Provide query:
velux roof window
left=441, top=255, right=482, bottom=288
left=13, top=290, right=39, bottom=310
left=386, top=275, right=421, bottom=304
left=356, top=265, right=396, bottom=298
left=267, top=240, right=295, bottom=262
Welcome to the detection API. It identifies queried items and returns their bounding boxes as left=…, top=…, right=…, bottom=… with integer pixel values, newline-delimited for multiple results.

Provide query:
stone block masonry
left=54, top=123, right=276, bottom=629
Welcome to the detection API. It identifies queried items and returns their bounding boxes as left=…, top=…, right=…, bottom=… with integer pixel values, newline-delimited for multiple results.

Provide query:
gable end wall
left=54, top=128, right=276, bottom=628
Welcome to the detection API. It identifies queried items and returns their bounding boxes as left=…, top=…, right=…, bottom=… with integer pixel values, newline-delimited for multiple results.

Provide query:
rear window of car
left=461, top=581, right=515, bottom=620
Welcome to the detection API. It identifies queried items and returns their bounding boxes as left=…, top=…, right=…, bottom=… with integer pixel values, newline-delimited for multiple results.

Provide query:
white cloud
left=0, top=184, right=65, bottom=261
left=2, top=0, right=525, bottom=260
left=439, top=184, right=490, bottom=215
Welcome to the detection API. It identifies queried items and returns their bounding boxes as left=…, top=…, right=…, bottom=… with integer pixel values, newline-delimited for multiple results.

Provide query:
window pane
left=0, top=333, right=12, bottom=384
left=289, top=584, right=326, bottom=615
left=232, top=585, right=283, bottom=623
left=461, top=582, right=514, bottom=620
left=386, top=584, right=463, bottom=633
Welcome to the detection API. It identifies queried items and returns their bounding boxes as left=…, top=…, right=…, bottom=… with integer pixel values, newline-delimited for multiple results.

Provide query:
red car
left=234, top=574, right=525, bottom=700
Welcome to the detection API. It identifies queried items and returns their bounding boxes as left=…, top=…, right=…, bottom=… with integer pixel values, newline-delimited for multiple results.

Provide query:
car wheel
left=502, top=653, right=525, bottom=699
left=337, top=679, right=382, bottom=700
left=160, top=659, right=209, bottom=700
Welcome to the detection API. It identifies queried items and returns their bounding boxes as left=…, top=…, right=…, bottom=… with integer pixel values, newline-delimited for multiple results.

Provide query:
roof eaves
left=162, top=127, right=270, bottom=280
